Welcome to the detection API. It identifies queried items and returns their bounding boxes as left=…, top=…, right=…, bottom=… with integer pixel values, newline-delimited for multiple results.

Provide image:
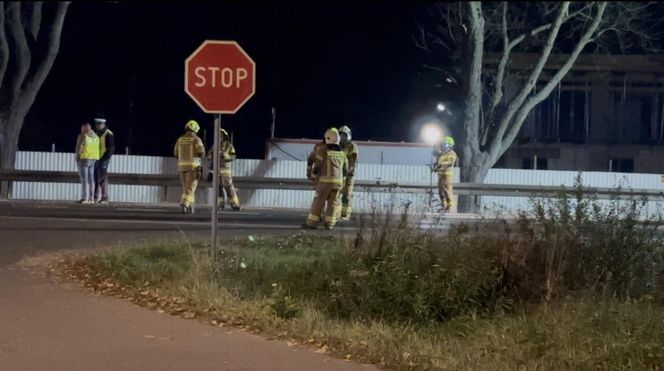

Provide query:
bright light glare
left=436, top=103, right=446, bottom=112
left=421, top=123, right=443, bottom=145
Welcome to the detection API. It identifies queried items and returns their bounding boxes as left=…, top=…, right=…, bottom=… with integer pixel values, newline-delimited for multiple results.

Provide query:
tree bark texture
left=0, top=1, right=69, bottom=198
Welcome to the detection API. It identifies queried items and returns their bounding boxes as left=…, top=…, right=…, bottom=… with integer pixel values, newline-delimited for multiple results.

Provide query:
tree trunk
left=458, top=2, right=486, bottom=214
left=458, top=150, right=491, bottom=213
left=0, top=115, right=22, bottom=198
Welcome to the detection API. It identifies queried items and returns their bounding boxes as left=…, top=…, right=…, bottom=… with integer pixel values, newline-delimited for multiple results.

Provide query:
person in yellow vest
left=206, top=128, right=240, bottom=211
left=75, top=122, right=100, bottom=204
left=338, top=125, right=358, bottom=220
left=303, top=128, right=348, bottom=230
left=174, top=120, right=205, bottom=214
left=93, top=117, right=115, bottom=204
left=431, top=136, right=458, bottom=212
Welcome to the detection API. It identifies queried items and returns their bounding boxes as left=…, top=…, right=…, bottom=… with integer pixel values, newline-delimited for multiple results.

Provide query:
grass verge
left=54, top=188, right=664, bottom=370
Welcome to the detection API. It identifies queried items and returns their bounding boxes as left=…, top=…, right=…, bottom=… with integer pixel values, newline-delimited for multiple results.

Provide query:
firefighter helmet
left=324, top=128, right=340, bottom=145
left=442, top=136, right=455, bottom=151
left=220, top=128, right=229, bottom=139
left=338, top=125, right=352, bottom=141
left=185, top=120, right=200, bottom=133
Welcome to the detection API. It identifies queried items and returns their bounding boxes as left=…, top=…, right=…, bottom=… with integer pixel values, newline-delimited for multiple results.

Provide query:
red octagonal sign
left=185, top=40, right=256, bottom=114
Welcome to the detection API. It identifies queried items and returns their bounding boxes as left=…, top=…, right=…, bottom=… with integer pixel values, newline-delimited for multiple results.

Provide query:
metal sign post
left=211, top=114, right=221, bottom=259
left=184, top=39, right=256, bottom=262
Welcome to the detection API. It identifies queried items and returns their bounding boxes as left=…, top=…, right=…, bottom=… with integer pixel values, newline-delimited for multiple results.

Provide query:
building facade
left=492, top=53, right=664, bottom=173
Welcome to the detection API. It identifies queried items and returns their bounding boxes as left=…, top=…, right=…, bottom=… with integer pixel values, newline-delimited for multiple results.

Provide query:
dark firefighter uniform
left=93, top=118, right=115, bottom=204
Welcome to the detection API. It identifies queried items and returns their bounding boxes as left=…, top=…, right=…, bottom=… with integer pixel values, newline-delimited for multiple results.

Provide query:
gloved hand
left=207, top=172, right=213, bottom=183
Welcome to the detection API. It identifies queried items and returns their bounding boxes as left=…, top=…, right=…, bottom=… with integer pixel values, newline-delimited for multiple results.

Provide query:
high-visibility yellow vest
left=80, top=132, right=100, bottom=160
left=174, top=132, right=205, bottom=171
left=436, top=150, right=458, bottom=177
left=314, top=148, right=348, bottom=187
left=99, top=129, right=114, bottom=158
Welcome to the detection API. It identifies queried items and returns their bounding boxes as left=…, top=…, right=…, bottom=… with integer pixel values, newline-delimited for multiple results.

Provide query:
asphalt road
left=1, top=200, right=441, bottom=371
left=0, top=200, right=483, bottom=370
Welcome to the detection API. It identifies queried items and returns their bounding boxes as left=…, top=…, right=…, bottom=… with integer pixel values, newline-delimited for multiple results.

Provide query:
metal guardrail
left=1, top=169, right=663, bottom=199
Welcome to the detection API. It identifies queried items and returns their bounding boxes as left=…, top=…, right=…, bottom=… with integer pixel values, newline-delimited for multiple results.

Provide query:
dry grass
left=52, top=186, right=664, bottom=370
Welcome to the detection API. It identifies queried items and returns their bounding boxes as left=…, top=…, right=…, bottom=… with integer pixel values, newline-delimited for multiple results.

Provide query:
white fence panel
left=9, top=151, right=664, bottom=216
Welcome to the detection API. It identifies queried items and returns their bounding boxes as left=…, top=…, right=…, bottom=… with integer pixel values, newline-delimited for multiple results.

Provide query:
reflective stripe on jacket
left=174, top=132, right=205, bottom=171
left=436, top=150, right=458, bottom=177
left=207, top=141, right=236, bottom=175
left=313, top=147, right=348, bottom=187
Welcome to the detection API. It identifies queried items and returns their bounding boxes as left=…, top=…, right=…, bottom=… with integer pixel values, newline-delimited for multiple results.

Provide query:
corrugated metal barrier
left=10, top=151, right=664, bottom=215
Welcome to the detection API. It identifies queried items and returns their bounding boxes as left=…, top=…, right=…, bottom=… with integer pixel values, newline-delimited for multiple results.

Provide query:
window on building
left=536, top=157, right=549, bottom=170
left=522, top=158, right=533, bottom=169
left=610, top=158, right=634, bottom=173
left=559, top=90, right=590, bottom=143
left=610, top=92, right=663, bottom=144
left=527, top=87, right=591, bottom=143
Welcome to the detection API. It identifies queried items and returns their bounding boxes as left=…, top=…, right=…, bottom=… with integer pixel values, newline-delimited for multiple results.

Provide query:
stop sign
left=184, top=40, right=256, bottom=114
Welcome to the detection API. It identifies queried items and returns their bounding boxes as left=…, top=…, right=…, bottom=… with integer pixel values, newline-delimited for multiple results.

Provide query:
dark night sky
left=21, top=1, right=446, bottom=159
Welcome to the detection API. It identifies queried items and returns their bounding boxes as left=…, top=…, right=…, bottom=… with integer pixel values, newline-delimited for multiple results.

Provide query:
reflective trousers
left=306, top=182, right=341, bottom=228
left=340, top=176, right=354, bottom=218
left=179, top=170, right=200, bottom=207
left=437, top=174, right=454, bottom=209
left=217, top=173, right=239, bottom=207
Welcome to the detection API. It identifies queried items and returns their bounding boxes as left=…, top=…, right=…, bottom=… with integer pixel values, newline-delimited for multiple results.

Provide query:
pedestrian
left=431, top=136, right=458, bottom=212
left=303, top=128, right=348, bottom=230
left=174, top=120, right=205, bottom=214
left=93, top=117, right=115, bottom=204
left=206, top=128, right=240, bottom=211
left=75, top=122, right=100, bottom=204
left=338, top=125, right=358, bottom=220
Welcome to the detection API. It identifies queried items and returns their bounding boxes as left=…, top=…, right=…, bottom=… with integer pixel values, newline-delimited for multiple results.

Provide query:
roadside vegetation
left=56, top=186, right=664, bottom=370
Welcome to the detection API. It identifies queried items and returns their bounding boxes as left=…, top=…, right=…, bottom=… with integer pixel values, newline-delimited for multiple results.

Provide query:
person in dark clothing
left=93, top=117, right=115, bottom=204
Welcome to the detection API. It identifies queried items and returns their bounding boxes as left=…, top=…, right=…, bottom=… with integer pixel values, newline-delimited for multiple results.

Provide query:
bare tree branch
left=29, top=2, right=43, bottom=41
left=6, top=1, right=31, bottom=97
left=489, top=2, right=509, bottom=113
left=500, top=2, right=608, bottom=153
left=21, top=2, right=70, bottom=106
left=489, top=2, right=570, bottom=154
left=0, top=3, right=10, bottom=90
left=463, top=1, right=485, bottom=158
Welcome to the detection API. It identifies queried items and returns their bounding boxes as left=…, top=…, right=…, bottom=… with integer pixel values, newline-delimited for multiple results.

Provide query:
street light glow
left=421, top=123, right=443, bottom=145
left=436, top=103, right=446, bottom=112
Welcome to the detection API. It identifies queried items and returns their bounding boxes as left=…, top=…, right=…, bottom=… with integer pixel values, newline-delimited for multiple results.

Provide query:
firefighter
left=93, top=117, right=115, bottom=204
left=206, top=128, right=240, bottom=211
left=432, top=136, right=458, bottom=212
left=174, top=120, right=205, bottom=214
left=303, top=128, right=348, bottom=230
left=338, top=125, right=358, bottom=220
left=306, top=138, right=327, bottom=183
